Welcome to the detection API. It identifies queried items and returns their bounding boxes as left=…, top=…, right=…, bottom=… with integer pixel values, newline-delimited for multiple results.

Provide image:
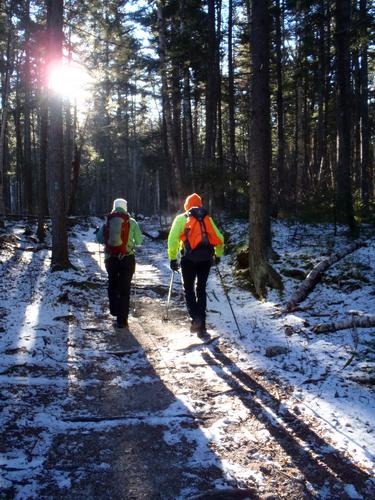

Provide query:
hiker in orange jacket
left=167, top=193, right=224, bottom=337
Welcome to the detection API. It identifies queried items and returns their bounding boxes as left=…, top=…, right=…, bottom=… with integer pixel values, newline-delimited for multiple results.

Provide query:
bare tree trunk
left=248, top=0, right=283, bottom=299
left=314, top=0, right=327, bottom=190
left=228, top=0, right=236, bottom=211
left=14, top=74, right=23, bottom=213
left=182, top=65, right=195, bottom=183
left=275, top=0, right=285, bottom=209
left=359, top=0, right=370, bottom=214
left=335, top=0, right=355, bottom=232
left=68, top=112, right=88, bottom=216
left=0, top=21, right=15, bottom=219
left=64, top=32, right=74, bottom=208
left=46, top=0, right=70, bottom=270
left=157, top=1, right=183, bottom=205
left=317, top=3, right=332, bottom=190
left=171, top=62, right=182, bottom=178
left=23, top=0, right=33, bottom=214
left=37, top=84, right=49, bottom=242
left=295, top=79, right=304, bottom=205
left=216, top=0, right=223, bottom=185
left=203, top=0, right=217, bottom=174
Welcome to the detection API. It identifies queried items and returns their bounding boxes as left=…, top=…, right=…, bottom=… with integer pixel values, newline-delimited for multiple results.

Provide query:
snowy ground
left=0, top=216, right=374, bottom=499
left=210, top=218, right=375, bottom=467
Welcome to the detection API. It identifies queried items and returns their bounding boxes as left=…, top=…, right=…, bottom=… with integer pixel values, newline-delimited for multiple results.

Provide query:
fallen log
left=313, top=314, right=375, bottom=333
left=286, top=238, right=367, bottom=311
left=142, top=228, right=169, bottom=240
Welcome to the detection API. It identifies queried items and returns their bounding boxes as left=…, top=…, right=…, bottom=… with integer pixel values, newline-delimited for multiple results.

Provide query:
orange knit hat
left=184, top=193, right=203, bottom=211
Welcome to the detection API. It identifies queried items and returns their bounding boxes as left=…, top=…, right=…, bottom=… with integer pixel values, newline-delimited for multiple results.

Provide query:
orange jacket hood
left=184, top=193, right=202, bottom=211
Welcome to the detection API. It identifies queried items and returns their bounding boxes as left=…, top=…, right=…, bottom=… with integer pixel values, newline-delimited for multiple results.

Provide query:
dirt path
left=0, top=226, right=374, bottom=499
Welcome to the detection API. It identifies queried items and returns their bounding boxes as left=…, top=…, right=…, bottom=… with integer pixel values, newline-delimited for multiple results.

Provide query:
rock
left=265, top=345, right=289, bottom=357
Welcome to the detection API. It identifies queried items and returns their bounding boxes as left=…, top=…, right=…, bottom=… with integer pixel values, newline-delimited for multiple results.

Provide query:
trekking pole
left=215, top=263, right=243, bottom=338
left=132, top=268, right=137, bottom=316
left=98, top=243, right=102, bottom=271
left=162, top=270, right=175, bottom=321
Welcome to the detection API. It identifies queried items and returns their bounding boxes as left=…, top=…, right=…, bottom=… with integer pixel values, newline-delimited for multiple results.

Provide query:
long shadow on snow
left=201, top=345, right=373, bottom=497
left=0, top=245, right=78, bottom=498
left=0, top=247, right=53, bottom=370
left=26, top=234, right=254, bottom=500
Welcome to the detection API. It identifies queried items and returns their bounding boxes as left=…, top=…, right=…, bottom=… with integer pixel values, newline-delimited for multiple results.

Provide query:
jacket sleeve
left=209, top=218, right=224, bottom=257
left=131, top=220, right=143, bottom=246
left=167, top=214, right=186, bottom=260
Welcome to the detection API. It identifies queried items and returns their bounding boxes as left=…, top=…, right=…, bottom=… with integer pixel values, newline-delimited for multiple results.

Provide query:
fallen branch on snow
left=286, top=238, right=367, bottom=311
left=63, top=413, right=204, bottom=423
left=313, top=314, right=375, bottom=333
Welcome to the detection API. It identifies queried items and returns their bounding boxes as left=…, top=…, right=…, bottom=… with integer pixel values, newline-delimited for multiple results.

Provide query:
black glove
left=214, top=255, right=220, bottom=265
left=170, top=260, right=180, bottom=272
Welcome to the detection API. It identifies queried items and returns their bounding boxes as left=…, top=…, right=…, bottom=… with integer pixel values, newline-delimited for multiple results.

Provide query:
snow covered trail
left=0, top=223, right=232, bottom=498
left=0, top=217, right=374, bottom=499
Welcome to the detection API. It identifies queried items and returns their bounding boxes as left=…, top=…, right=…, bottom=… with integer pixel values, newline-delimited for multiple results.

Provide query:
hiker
left=95, top=198, right=143, bottom=329
left=168, top=193, right=224, bottom=337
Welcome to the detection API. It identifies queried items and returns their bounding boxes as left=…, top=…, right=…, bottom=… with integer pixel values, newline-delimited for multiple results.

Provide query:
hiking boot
left=197, top=322, right=209, bottom=340
left=190, top=318, right=203, bottom=333
left=197, top=328, right=210, bottom=340
left=116, top=319, right=129, bottom=329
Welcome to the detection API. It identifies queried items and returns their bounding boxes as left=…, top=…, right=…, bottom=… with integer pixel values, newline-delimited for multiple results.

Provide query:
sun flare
left=48, top=61, right=92, bottom=108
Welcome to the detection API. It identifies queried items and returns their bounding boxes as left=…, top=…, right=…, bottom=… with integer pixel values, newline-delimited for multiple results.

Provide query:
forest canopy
left=0, top=0, right=374, bottom=220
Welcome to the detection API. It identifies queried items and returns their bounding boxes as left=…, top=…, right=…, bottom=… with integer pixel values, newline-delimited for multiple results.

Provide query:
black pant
left=181, top=257, right=211, bottom=324
left=105, top=255, right=135, bottom=324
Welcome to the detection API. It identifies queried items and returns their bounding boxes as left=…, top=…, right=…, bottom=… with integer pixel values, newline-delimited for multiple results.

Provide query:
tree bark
left=248, top=0, right=283, bottom=299
left=203, top=0, right=217, bottom=173
left=37, top=83, right=49, bottom=241
left=0, top=19, right=15, bottom=219
left=14, top=72, right=24, bottom=213
left=286, top=238, right=367, bottom=311
left=182, top=65, right=195, bottom=183
left=156, top=1, right=183, bottom=206
left=335, top=0, right=355, bottom=232
left=275, top=0, right=285, bottom=209
left=46, top=0, right=70, bottom=270
left=359, top=0, right=370, bottom=214
left=314, top=0, right=327, bottom=190
left=68, top=113, right=88, bottom=216
left=216, top=0, right=223, bottom=184
left=228, top=0, right=236, bottom=211
left=23, top=0, right=33, bottom=214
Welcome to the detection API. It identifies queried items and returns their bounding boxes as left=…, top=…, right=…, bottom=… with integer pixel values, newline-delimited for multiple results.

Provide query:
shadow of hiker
left=29, top=228, right=260, bottom=499
left=201, top=344, right=373, bottom=498
left=35, top=322, right=236, bottom=499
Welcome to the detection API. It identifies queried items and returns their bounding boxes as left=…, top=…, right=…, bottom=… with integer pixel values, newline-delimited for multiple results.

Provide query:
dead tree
left=286, top=238, right=367, bottom=311
left=313, top=315, right=375, bottom=333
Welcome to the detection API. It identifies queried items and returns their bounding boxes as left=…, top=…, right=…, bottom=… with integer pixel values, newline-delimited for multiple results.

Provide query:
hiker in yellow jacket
left=96, top=198, right=143, bottom=329
left=168, top=193, right=224, bottom=337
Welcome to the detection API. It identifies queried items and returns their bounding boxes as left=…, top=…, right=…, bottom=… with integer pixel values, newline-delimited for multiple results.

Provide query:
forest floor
left=0, top=216, right=374, bottom=499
